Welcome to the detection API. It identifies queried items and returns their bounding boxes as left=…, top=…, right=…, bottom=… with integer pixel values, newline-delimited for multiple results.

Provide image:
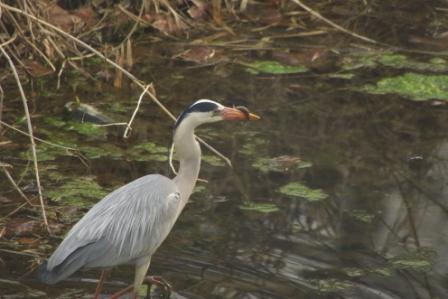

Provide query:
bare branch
left=291, top=0, right=378, bottom=44
left=0, top=45, right=50, bottom=232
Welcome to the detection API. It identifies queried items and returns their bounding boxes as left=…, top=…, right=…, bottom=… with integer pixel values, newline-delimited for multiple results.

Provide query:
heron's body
left=38, top=99, right=258, bottom=297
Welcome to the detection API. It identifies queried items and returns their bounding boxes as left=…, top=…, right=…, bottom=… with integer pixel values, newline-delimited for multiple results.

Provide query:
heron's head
left=174, top=99, right=260, bottom=130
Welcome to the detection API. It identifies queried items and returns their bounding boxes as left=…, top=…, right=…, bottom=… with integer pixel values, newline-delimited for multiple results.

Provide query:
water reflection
left=2, top=43, right=448, bottom=299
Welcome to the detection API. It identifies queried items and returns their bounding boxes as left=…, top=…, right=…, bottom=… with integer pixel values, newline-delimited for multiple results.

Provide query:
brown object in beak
left=221, top=106, right=261, bottom=121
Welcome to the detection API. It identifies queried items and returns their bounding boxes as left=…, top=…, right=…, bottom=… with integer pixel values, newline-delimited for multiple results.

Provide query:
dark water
left=2, top=41, right=448, bottom=299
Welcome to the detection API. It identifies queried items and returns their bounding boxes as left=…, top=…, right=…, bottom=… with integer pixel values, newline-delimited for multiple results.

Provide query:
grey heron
left=38, top=99, right=259, bottom=298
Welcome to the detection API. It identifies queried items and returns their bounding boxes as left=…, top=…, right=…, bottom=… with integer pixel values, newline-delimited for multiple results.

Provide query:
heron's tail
left=38, top=261, right=61, bottom=284
left=37, top=247, right=89, bottom=284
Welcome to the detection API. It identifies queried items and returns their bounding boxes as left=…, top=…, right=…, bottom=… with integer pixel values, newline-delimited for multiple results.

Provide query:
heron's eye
left=212, top=109, right=220, bottom=116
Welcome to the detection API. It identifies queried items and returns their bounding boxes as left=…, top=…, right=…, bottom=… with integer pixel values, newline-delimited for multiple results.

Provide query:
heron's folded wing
left=47, top=174, right=180, bottom=270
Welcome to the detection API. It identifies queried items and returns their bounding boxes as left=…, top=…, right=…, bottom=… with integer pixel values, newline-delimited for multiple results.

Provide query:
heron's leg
left=93, top=270, right=108, bottom=299
left=143, top=275, right=172, bottom=299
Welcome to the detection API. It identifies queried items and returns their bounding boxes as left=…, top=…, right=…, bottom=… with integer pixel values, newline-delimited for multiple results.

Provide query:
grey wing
left=46, top=174, right=180, bottom=272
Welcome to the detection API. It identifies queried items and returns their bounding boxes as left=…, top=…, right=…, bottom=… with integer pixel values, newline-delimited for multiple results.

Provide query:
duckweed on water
left=132, top=142, right=169, bottom=162
left=315, top=279, right=352, bottom=293
left=245, top=60, right=308, bottom=75
left=239, top=202, right=279, bottom=214
left=47, top=176, right=108, bottom=208
left=202, top=155, right=225, bottom=167
left=342, top=52, right=448, bottom=72
left=363, top=73, right=448, bottom=101
left=279, top=182, right=328, bottom=201
left=390, top=248, right=436, bottom=272
left=252, top=156, right=311, bottom=173
left=44, top=116, right=107, bottom=139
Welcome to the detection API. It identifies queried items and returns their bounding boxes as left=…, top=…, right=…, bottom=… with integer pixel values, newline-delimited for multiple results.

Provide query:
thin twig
left=0, top=84, right=3, bottom=134
left=117, top=2, right=147, bottom=46
left=0, top=164, right=35, bottom=206
left=94, top=122, right=128, bottom=127
left=196, top=136, right=232, bottom=167
left=3, top=9, right=56, bottom=71
left=0, top=45, right=49, bottom=232
left=0, top=120, right=77, bottom=151
left=0, top=32, right=17, bottom=47
left=0, top=203, right=27, bottom=221
left=0, top=3, right=232, bottom=167
left=291, top=0, right=378, bottom=44
left=123, top=84, right=151, bottom=138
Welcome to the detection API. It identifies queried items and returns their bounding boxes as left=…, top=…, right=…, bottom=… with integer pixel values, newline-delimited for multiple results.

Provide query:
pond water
left=2, top=40, right=448, bottom=299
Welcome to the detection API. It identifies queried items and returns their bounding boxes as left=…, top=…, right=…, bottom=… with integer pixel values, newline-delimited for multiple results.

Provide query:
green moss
left=363, top=73, right=448, bottom=101
left=47, top=176, right=108, bottom=208
left=278, top=182, right=328, bottom=201
left=245, top=60, right=308, bottom=74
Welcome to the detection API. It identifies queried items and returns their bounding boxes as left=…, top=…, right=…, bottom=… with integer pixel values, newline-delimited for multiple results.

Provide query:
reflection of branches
left=391, top=172, right=421, bottom=248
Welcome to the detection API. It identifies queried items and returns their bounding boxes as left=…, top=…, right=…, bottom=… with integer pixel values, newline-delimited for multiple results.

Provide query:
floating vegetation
left=20, top=143, right=72, bottom=162
left=252, top=155, right=311, bottom=173
left=193, top=185, right=206, bottom=194
left=239, top=202, right=279, bottom=214
left=132, top=142, right=169, bottom=162
left=278, top=182, right=328, bottom=201
left=342, top=267, right=365, bottom=277
left=240, top=135, right=268, bottom=156
left=349, top=209, right=375, bottom=223
left=47, top=176, right=108, bottom=208
left=81, top=144, right=125, bottom=160
left=328, top=73, right=355, bottom=80
left=314, top=278, right=352, bottom=293
left=202, top=155, right=226, bottom=167
left=378, top=54, right=448, bottom=72
left=363, top=73, right=448, bottom=101
left=44, top=116, right=107, bottom=139
left=245, top=60, right=308, bottom=75
left=390, top=248, right=436, bottom=272
left=342, top=52, right=448, bottom=72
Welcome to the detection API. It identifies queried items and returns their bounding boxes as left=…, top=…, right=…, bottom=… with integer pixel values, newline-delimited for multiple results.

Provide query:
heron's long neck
left=172, top=124, right=201, bottom=208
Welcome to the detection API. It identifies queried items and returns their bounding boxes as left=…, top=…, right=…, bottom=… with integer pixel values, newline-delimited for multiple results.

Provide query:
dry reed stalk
left=291, top=0, right=378, bottom=44
left=0, top=163, right=35, bottom=206
left=0, top=45, right=50, bottom=232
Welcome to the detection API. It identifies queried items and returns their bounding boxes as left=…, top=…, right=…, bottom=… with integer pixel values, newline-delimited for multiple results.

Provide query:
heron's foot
left=144, top=275, right=172, bottom=299
left=108, top=284, right=134, bottom=299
